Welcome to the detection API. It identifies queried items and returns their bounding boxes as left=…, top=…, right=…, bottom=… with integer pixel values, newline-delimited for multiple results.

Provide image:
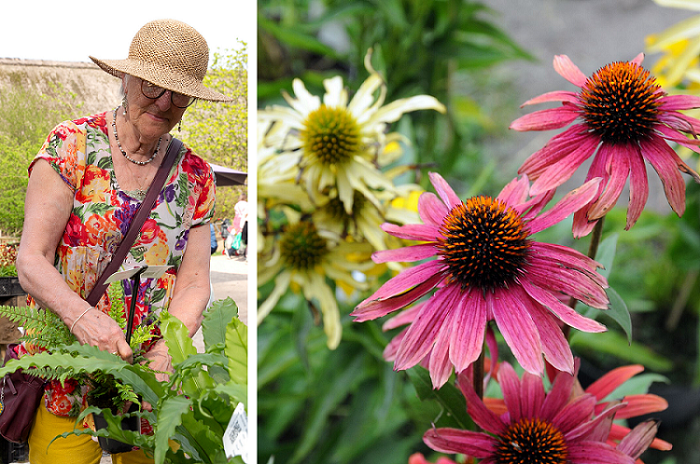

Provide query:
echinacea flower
left=510, top=53, right=700, bottom=237
left=424, top=362, right=650, bottom=464
left=259, top=51, right=445, bottom=214
left=352, top=172, right=609, bottom=387
left=258, top=211, right=374, bottom=348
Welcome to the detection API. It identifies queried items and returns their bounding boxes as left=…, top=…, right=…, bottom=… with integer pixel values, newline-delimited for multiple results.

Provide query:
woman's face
left=123, top=75, right=189, bottom=139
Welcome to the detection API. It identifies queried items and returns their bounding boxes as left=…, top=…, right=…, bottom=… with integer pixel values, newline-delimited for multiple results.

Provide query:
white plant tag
left=223, top=402, right=248, bottom=462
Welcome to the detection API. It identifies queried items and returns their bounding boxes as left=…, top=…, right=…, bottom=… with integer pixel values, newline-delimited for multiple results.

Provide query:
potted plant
left=0, top=297, right=247, bottom=463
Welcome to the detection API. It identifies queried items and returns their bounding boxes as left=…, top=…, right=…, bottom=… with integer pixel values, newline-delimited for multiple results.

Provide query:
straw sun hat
left=90, top=19, right=232, bottom=103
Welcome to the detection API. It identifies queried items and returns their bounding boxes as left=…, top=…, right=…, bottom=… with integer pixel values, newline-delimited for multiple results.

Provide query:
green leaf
left=606, top=287, right=633, bottom=343
left=203, top=297, right=239, bottom=348
left=594, top=233, right=619, bottom=279
left=570, top=331, right=673, bottom=372
left=154, top=396, right=192, bottom=464
left=406, top=367, right=472, bottom=430
left=225, top=308, right=248, bottom=386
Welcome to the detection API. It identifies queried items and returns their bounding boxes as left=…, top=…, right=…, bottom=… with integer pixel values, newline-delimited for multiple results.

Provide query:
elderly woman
left=16, top=19, right=232, bottom=464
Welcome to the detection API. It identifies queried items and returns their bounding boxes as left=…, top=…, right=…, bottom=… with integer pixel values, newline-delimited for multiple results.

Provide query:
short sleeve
left=28, top=120, right=87, bottom=191
left=187, top=151, right=217, bottom=227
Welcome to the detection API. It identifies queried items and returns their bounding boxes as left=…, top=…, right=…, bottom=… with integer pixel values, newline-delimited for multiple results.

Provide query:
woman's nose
left=155, top=90, right=173, bottom=110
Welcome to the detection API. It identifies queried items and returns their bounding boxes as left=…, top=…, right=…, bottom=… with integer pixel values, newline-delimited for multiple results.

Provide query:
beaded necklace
left=111, top=106, right=161, bottom=165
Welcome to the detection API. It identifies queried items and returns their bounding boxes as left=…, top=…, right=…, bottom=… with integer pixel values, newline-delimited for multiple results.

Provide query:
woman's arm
left=16, top=160, right=132, bottom=359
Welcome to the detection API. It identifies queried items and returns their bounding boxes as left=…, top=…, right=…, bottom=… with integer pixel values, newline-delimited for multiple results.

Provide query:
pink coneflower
left=511, top=53, right=700, bottom=237
left=424, top=362, right=655, bottom=464
left=351, top=172, right=609, bottom=387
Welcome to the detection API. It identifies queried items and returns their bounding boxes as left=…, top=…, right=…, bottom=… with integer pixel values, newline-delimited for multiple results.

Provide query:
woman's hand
left=143, top=339, right=172, bottom=382
left=70, top=307, right=133, bottom=363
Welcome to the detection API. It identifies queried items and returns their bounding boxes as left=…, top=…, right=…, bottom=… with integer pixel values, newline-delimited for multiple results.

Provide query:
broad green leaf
left=406, top=367, right=472, bottom=430
left=154, top=396, right=192, bottom=464
left=570, top=331, right=673, bottom=372
left=606, top=287, right=633, bottom=343
left=226, top=314, right=248, bottom=386
left=594, top=233, right=619, bottom=279
left=161, top=312, right=198, bottom=365
left=203, top=297, right=239, bottom=349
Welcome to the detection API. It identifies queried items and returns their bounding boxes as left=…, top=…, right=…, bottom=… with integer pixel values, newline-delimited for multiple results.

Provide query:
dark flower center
left=496, top=418, right=568, bottom=464
left=279, top=222, right=328, bottom=271
left=580, top=60, right=662, bottom=144
left=437, top=196, right=530, bottom=291
left=301, top=105, right=361, bottom=166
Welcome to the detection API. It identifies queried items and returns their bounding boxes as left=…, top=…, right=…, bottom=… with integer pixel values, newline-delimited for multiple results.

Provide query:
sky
left=1, top=0, right=256, bottom=63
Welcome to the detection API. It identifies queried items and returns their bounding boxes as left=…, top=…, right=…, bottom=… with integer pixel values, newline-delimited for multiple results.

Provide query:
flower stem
left=563, top=217, right=605, bottom=340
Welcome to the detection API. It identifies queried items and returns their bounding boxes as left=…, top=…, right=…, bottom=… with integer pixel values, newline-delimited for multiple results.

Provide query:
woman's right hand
left=70, top=306, right=133, bottom=363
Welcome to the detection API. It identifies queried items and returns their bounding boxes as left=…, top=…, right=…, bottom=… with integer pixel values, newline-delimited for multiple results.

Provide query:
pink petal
left=498, top=362, right=523, bottom=423
left=658, top=94, right=700, bottom=111
left=566, top=401, right=627, bottom=441
left=490, top=288, right=544, bottom=375
left=617, top=420, right=661, bottom=460
left=428, top=172, right=461, bottom=210
left=529, top=136, right=600, bottom=196
left=551, top=393, right=597, bottom=435
left=567, top=442, right=635, bottom=464
left=541, top=367, right=577, bottom=421
left=626, top=145, right=649, bottom=230
left=449, top=289, right=488, bottom=373
left=363, top=260, right=445, bottom=301
left=609, top=423, right=673, bottom=452
left=509, top=106, right=580, bottom=132
left=530, top=242, right=606, bottom=281
left=521, top=90, right=580, bottom=106
left=554, top=54, right=588, bottom=87
left=585, top=365, right=644, bottom=400
left=418, top=192, right=449, bottom=227
left=518, top=126, right=592, bottom=178
left=526, top=260, right=609, bottom=309
left=423, top=428, right=496, bottom=458
left=382, top=303, right=423, bottom=331
left=631, top=52, right=645, bottom=66
left=520, top=370, right=545, bottom=420
left=429, top=318, right=456, bottom=388
left=588, top=145, right=631, bottom=220
left=520, top=278, right=607, bottom=333
left=381, top=222, right=441, bottom=241
left=526, top=296, right=575, bottom=374
left=373, top=244, right=437, bottom=263
left=458, top=374, right=508, bottom=435
left=614, top=394, right=668, bottom=419
left=528, top=178, right=602, bottom=235
left=496, top=175, right=530, bottom=207
left=394, top=286, right=459, bottom=371
left=642, top=136, right=687, bottom=216
left=572, top=210, right=598, bottom=239
left=383, top=327, right=405, bottom=361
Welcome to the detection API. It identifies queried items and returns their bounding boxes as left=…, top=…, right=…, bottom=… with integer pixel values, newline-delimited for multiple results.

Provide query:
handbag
left=0, top=138, right=183, bottom=444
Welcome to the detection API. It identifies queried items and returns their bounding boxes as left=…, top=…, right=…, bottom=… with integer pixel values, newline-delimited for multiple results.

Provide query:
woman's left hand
left=143, top=339, right=172, bottom=382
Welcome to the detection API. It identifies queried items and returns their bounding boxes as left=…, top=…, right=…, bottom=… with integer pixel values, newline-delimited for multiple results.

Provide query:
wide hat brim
left=89, top=19, right=233, bottom=103
left=89, top=56, right=233, bottom=103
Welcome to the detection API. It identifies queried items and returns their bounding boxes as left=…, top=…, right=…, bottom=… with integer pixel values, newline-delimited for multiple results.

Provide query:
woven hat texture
left=90, top=19, right=232, bottom=102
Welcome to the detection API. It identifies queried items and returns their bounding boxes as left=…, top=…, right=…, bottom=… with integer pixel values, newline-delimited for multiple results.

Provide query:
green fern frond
left=107, top=282, right=126, bottom=330
left=0, top=305, right=75, bottom=348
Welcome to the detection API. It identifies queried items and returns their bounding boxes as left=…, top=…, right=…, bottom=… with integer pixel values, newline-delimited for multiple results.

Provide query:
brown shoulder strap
left=85, top=138, right=183, bottom=306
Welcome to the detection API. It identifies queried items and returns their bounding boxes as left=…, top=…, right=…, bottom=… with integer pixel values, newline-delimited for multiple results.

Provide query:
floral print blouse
left=24, top=112, right=216, bottom=417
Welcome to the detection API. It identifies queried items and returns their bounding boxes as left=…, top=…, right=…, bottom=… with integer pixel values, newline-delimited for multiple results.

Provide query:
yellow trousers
left=28, top=402, right=153, bottom=464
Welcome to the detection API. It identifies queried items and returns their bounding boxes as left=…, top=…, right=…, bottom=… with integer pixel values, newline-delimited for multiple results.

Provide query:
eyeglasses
left=141, top=80, right=195, bottom=108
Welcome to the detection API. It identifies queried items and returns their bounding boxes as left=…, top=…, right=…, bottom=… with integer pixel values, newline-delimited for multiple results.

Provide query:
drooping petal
left=642, top=136, right=688, bottom=216
left=428, top=172, right=462, bottom=210
left=566, top=401, right=627, bottom=441
left=658, top=93, right=700, bottom=111
left=554, top=54, right=588, bottom=87
left=381, top=222, right=442, bottom=242
left=518, top=126, right=593, bottom=179
left=509, top=106, right=580, bottom=132
left=459, top=374, right=508, bottom=435
left=520, top=278, right=607, bottom=333
left=323, top=75, right=348, bottom=108
left=588, top=144, right=631, bottom=220
left=541, top=369, right=577, bottom=421
left=613, top=394, right=669, bottom=419
left=490, top=289, right=544, bottom=375
left=366, top=95, right=446, bottom=126
left=382, top=303, right=423, bottom=331
left=551, top=394, right=597, bottom=435
left=526, top=296, right=575, bottom=374
left=616, top=420, right=662, bottom=460
left=626, top=145, right=649, bottom=230
left=449, top=289, right=488, bottom=373
left=498, top=362, right=523, bottom=423
left=423, top=428, right=496, bottom=458
left=395, top=286, right=460, bottom=371
left=373, top=244, right=438, bottom=263
left=429, top=308, right=458, bottom=388
left=520, top=370, right=545, bottom=420
left=521, top=90, right=580, bottom=106
left=528, top=135, right=601, bottom=196
left=527, top=178, right=602, bottom=235
left=362, top=260, right=445, bottom=301
left=496, top=175, right=531, bottom=207
left=567, top=441, right=635, bottom=464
